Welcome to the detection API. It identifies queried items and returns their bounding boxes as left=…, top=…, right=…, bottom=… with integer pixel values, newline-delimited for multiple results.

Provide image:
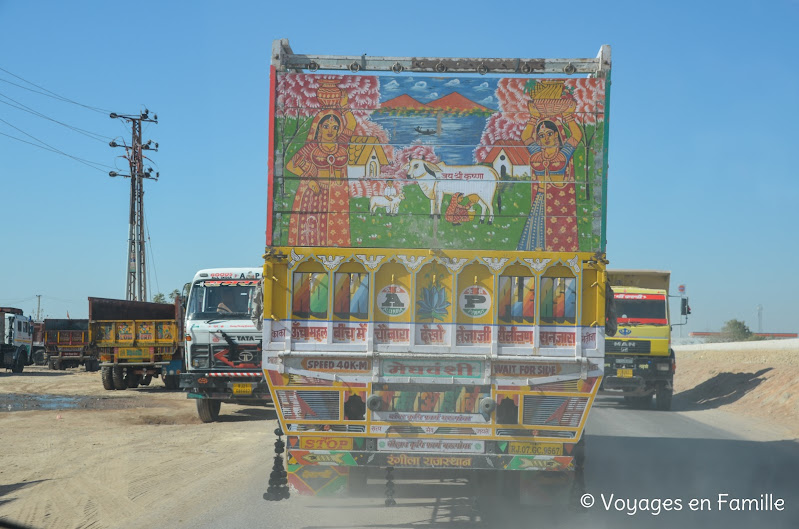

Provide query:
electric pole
left=756, top=304, right=763, bottom=333
left=109, top=110, right=159, bottom=302
left=35, top=294, right=41, bottom=320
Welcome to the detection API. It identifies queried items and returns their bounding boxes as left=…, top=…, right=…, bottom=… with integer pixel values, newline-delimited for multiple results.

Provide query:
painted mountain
left=378, top=92, right=493, bottom=115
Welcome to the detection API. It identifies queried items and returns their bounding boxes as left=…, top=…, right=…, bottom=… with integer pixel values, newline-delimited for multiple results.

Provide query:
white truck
left=180, top=268, right=272, bottom=422
left=1, top=307, right=33, bottom=373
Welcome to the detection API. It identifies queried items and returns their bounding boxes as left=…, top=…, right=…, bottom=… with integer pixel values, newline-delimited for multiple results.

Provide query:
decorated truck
left=261, top=40, right=613, bottom=504
left=180, top=268, right=272, bottom=423
left=88, top=297, right=183, bottom=390
left=603, top=270, right=687, bottom=411
left=44, top=318, right=96, bottom=371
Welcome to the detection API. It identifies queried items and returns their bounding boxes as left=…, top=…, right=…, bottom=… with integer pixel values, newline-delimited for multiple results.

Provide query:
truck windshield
left=614, top=294, right=667, bottom=325
left=187, top=280, right=258, bottom=320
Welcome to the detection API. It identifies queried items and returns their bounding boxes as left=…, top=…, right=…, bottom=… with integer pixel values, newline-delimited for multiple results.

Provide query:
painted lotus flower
left=417, top=286, right=450, bottom=321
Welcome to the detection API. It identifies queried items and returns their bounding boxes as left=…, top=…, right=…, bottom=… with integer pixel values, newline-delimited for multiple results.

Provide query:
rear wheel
left=101, top=367, right=114, bottom=390
left=631, top=395, right=652, bottom=409
left=48, top=358, right=55, bottom=370
left=163, top=374, right=179, bottom=390
left=11, top=350, right=25, bottom=373
left=140, top=374, right=153, bottom=386
left=656, top=387, right=673, bottom=411
left=112, top=366, right=127, bottom=390
left=196, top=399, right=221, bottom=423
left=348, top=467, right=368, bottom=496
left=126, top=371, right=141, bottom=388
left=32, top=349, right=46, bottom=365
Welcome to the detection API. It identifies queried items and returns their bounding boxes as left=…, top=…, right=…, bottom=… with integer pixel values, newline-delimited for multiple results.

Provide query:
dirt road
left=1, top=343, right=796, bottom=529
left=0, top=368, right=275, bottom=529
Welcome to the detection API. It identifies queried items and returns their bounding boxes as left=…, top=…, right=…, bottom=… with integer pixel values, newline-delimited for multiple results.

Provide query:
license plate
left=232, top=383, right=253, bottom=395
left=508, top=442, right=563, bottom=456
left=118, top=348, right=145, bottom=358
left=617, top=368, right=633, bottom=378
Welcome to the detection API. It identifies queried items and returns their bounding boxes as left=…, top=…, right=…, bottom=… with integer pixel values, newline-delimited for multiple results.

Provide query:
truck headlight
left=191, top=345, right=209, bottom=368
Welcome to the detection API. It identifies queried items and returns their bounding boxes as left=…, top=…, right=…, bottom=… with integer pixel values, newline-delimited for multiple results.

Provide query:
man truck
left=602, top=270, right=687, bottom=411
left=180, top=268, right=272, bottom=423
left=260, top=40, right=613, bottom=504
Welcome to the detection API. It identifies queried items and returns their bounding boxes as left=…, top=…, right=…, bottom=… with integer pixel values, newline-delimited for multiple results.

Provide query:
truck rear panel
left=264, top=43, right=611, bottom=496
left=44, top=319, right=90, bottom=366
left=88, top=297, right=181, bottom=365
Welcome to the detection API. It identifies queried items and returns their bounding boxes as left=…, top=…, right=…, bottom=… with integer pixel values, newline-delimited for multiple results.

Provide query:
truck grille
left=606, top=339, right=651, bottom=354
left=522, top=396, right=588, bottom=427
left=210, top=344, right=261, bottom=369
left=276, top=390, right=339, bottom=420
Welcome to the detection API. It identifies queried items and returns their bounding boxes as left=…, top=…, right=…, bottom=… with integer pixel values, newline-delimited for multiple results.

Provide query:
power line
left=0, top=130, right=111, bottom=173
left=0, top=119, right=112, bottom=173
left=144, top=203, right=160, bottom=300
left=0, top=91, right=113, bottom=142
left=0, top=66, right=111, bottom=114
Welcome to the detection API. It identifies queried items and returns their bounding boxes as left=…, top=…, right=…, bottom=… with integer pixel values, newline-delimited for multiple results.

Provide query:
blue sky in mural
left=0, top=0, right=797, bottom=335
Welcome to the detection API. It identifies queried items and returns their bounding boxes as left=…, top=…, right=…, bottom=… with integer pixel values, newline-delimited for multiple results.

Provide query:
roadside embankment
left=673, top=339, right=799, bottom=438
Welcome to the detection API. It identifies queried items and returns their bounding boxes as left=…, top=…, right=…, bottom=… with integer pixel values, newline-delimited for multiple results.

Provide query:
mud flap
left=288, top=463, right=350, bottom=496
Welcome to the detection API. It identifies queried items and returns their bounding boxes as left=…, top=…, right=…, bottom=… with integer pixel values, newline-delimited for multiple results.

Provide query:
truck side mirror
left=681, top=297, right=691, bottom=316
left=605, top=282, right=617, bottom=337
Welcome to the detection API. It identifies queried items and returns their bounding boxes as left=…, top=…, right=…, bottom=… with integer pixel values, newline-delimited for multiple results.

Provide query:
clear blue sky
left=1, top=0, right=797, bottom=334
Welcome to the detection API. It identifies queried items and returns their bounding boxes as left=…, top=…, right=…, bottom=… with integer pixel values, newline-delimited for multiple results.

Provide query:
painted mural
left=271, top=74, right=606, bottom=252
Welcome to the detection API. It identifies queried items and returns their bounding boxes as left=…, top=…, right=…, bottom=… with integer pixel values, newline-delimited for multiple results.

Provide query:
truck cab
left=603, top=270, right=676, bottom=410
left=1, top=308, right=32, bottom=373
left=180, top=268, right=272, bottom=422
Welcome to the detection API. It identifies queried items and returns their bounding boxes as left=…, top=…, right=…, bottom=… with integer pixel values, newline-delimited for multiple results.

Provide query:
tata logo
left=238, top=351, right=254, bottom=362
left=619, top=328, right=632, bottom=336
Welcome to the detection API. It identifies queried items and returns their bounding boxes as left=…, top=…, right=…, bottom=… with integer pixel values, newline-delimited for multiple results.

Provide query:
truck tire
left=631, top=395, right=652, bottom=409
left=57, top=360, right=66, bottom=370
left=196, top=399, right=221, bottom=423
left=112, top=366, right=127, bottom=390
left=12, top=350, right=25, bottom=373
left=348, top=467, right=368, bottom=496
left=163, top=374, right=179, bottom=390
left=656, top=387, right=673, bottom=411
left=48, top=358, right=55, bottom=370
left=126, top=371, right=141, bottom=389
left=101, top=367, right=115, bottom=390
left=141, top=374, right=152, bottom=386
left=33, top=349, right=46, bottom=365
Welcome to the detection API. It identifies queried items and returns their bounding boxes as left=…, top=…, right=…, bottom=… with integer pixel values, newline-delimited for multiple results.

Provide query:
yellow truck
left=88, top=297, right=183, bottom=390
left=261, top=40, right=613, bottom=504
left=603, top=270, right=684, bottom=410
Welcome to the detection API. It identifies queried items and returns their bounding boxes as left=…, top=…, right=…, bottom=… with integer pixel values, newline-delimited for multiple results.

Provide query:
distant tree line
left=151, top=289, right=181, bottom=304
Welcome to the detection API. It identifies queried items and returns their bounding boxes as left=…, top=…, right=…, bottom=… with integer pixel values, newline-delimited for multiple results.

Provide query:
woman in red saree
left=286, top=89, right=356, bottom=247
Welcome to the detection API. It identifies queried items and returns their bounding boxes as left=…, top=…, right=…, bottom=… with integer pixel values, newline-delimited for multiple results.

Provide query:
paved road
left=178, top=397, right=799, bottom=529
